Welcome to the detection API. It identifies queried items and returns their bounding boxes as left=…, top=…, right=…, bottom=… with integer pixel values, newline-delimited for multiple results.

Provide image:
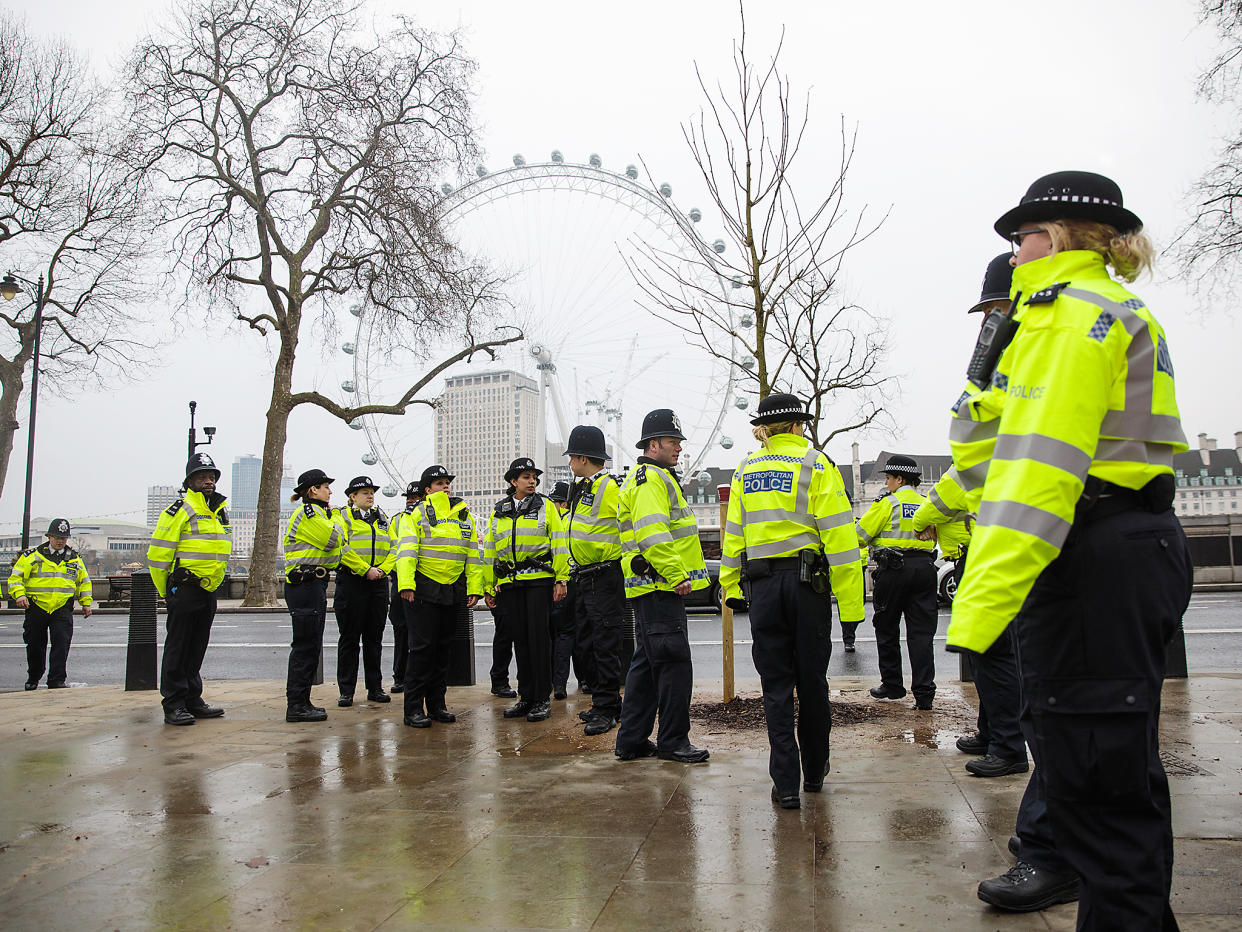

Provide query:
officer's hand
left=15, top=596, right=28, bottom=609
left=82, top=605, right=93, bottom=618
left=485, top=594, right=497, bottom=609
left=465, top=595, right=479, bottom=608
left=365, top=567, right=385, bottom=581
left=914, top=526, right=937, bottom=542
left=725, top=597, right=749, bottom=613
left=400, top=589, right=415, bottom=602
left=553, top=582, right=567, bottom=602
left=674, top=580, right=692, bottom=596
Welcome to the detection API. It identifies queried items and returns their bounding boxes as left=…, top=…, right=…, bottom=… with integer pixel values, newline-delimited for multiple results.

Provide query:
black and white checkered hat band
left=1027, top=194, right=1119, bottom=207
left=761, top=406, right=804, bottom=418
left=884, top=464, right=920, bottom=475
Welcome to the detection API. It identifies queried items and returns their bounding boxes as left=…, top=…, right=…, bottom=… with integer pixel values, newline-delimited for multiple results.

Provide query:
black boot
left=977, top=861, right=1080, bottom=912
left=287, top=702, right=328, bottom=723
left=503, top=699, right=532, bottom=718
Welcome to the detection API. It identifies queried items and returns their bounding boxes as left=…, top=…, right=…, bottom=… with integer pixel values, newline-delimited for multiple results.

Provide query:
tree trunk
left=0, top=344, right=34, bottom=503
left=242, top=329, right=298, bottom=607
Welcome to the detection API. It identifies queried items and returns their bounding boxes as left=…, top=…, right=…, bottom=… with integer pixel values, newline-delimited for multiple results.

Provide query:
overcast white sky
left=2, top=0, right=1239, bottom=529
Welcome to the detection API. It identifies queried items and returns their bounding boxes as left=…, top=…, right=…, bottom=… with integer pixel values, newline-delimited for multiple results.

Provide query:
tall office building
left=230, top=454, right=262, bottom=517
left=146, top=485, right=180, bottom=526
left=435, top=370, right=539, bottom=515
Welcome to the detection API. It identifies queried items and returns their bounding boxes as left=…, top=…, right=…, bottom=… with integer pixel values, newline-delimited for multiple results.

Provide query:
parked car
left=935, top=555, right=957, bottom=605
left=685, top=558, right=722, bottom=612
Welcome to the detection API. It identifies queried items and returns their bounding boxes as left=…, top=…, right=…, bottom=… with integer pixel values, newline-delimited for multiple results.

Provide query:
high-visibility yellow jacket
left=8, top=544, right=91, bottom=612
left=566, top=470, right=623, bottom=566
left=912, top=472, right=974, bottom=560
left=856, top=487, right=937, bottom=553
left=146, top=490, right=233, bottom=597
left=947, top=250, right=1188, bottom=653
left=483, top=492, right=569, bottom=595
left=334, top=506, right=396, bottom=576
left=619, top=459, right=709, bottom=598
left=396, top=492, right=484, bottom=594
left=282, top=500, right=343, bottom=579
left=719, top=434, right=864, bottom=621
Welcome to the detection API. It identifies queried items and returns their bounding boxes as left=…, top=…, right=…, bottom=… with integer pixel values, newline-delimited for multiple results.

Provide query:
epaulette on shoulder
left=165, top=499, right=184, bottom=517
left=635, top=465, right=647, bottom=484
left=64, top=547, right=79, bottom=559
left=874, top=489, right=892, bottom=502
left=1026, top=281, right=1069, bottom=305
left=303, top=502, right=317, bottom=518
left=21, top=546, right=37, bottom=557
left=494, top=499, right=513, bottom=517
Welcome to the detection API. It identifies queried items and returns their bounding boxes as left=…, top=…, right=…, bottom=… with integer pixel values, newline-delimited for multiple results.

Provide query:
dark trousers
left=333, top=573, right=389, bottom=696
left=871, top=554, right=938, bottom=701
left=551, top=581, right=576, bottom=691
left=160, top=584, right=218, bottom=713
left=23, top=602, right=73, bottom=686
left=576, top=565, right=625, bottom=716
left=404, top=597, right=456, bottom=715
left=839, top=620, right=861, bottom=646
left=1015, top=503, right=1190, bottom=930
left=616, top=590, right=693, bottom=753
left=389, top=575, right=408, bottom=686
left=490, top=601, right=514, bottom=687
left=749, top=570, right=832, bottom=793
left=572, top=582, right=596, bottom=689
left=285, top=578, right=328, bottom=704
left=498, top=582, right=553, bottom=702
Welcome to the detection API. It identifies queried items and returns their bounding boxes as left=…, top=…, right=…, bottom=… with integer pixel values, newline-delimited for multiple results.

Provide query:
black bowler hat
left=46, top=518, right=71, bottom=537
left=968, top=254, right=1015, bottom=314
left=345, top=475, right=378, bottom=495
left=564, top=424, right=609, bottom=461
left=419, top=464, right=455, bottom=492
left=548, top=480, right=571, bottom=503
left=294, top=468, right=334, bottom=495
left=403, top=481, right=422, bottom=499
left=184, top=452, right=221, bottom=485
left=882, top=454, right=922, bottom=483
left=749, top=392, right=812, bottom=426
left=994, top=170, right=1142, bottom=239
left=635, top=409, right=686, bottom=449
left=504, top=457, right=543, bottom=482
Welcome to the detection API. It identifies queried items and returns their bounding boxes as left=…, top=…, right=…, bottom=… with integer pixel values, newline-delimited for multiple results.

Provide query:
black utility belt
left=287, top=565, right=331, bottom=585
left=1080, top=474, right=1174, bottom=518
left=747, top=556, right=802, bottom=574
left=571, top=559, right=621, bottom=577
left=170, top=567, right=210, bottom=590
left=336, top=566, right=386, bottom=582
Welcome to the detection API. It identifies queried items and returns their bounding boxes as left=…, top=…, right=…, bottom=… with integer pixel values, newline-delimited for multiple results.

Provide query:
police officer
left=949, top=171, right=1191, bottom=924
left=283, top=468, right=342, bottom=723
left=8, top=518, right=92, bottom=690
left=615, top=409, right=710, bottom=763
left=720, top=394, right=864, bottom=808
left=333, top=475, right=394, bottom=707
left=564, top=425, right=626, bottom=735
left=147, top=453, right=233, bottom=725
left=483, top=458, right=569, bottom=722
left=913, top=255, right=1027, bottom=778
left=387, top=481, right=423, bottom=694
left=545, top=480, right=579, bottom=701
left=856, top=455, right=938, bottom=710
left=396, top=465, right=484, bottom=727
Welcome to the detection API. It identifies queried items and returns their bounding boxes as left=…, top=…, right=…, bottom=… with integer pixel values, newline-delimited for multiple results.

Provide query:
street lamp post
left=186, top=400, right=216, bottom=463
left=1, top=272, right=46, bottom=551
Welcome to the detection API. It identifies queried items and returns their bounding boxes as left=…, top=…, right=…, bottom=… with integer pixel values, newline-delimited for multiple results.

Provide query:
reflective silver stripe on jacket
left=993, top=432, right=1092, bottom=480
left=977, top=499, right=1071, bottom=550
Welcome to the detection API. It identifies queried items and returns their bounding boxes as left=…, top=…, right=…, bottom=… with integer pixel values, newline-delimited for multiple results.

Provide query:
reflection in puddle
left=878, top=727, right=960, bottom=749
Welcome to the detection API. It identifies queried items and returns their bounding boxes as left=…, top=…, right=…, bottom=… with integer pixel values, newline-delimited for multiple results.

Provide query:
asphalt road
left=2, top=592, right=1240, bottom=694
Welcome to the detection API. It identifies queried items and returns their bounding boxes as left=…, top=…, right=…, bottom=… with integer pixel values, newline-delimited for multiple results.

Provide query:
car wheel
left=939, top=571, right=957, bottom=604
left=711, top=583, right=723, bottom=612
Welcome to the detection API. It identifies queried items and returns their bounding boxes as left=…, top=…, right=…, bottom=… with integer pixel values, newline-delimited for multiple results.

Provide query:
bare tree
left=0, top=14, right=152, bottom=503
left=125, top=0, right=517, bottom=605
left=628, top=5, right=893, bottom=448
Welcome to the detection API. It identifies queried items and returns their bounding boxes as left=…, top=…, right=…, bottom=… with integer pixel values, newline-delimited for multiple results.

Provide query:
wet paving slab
left=1, top=675, right=1240, bottom=929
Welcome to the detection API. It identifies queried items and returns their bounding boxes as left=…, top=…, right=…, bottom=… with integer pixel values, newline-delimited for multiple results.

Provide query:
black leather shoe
left=1008, top=835, right=1021, bottom=858
left=367, top=690, right=391, bottom=703
left=966, top=754, right=1029, bottom=777
left=164, top=708, right=195, bottom=726
left=956, top=733, right=989, bottom=755
left=771, top=786, right=801, bottom=809
left=24, top=682, right=37, bottom=691
left=337, top=695, right=353, bottom=707
left=977, top=861, right=1080, bottom=912
left=804, top=760, right=830, bottom=792
left=286, top=703, right=328, bottom=723
left=869, top=684, right=907, bottom=700
left=526, top=701, right=551, bottom=722
left=404, top=712, right=432, bottom=728
left=657, top=745, right=710, bottom=764
left=615, top=739, right=658, bottom=761
left=187, top=703, right=224, bottom=719
left=579, top=684, right=593, bottom=695
left=914, top=697, right=934, bottom=711
left=843, top=642, right=856, bottom=653
left=553, top=688, right=567, bottom=700
left=429, top=708, right=456, bottom=723
left=503, top=699, right=532, bottom=718
left=578, top=709, right=596, bottom=722
left=584, top=715, right=618, bottom=736
left=491, top=684, right=517, bottom=698
left=47, top=682, right=67, bottom=689
left=390, top=682, right=404, bottom=693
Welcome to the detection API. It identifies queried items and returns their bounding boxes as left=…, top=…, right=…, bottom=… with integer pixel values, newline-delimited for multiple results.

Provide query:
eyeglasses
left=1008, top=228, right=1046, bottom=254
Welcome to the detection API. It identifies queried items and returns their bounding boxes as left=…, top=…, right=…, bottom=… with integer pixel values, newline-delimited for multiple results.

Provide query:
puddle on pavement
left=496, top=734, right=612, bottom=758
left=878, top=727, right=960, bottom=749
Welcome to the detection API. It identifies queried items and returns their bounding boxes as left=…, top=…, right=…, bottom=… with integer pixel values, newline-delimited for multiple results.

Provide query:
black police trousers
left=403, top=596, right=457, bottom=716
left=871, top=552, right=937, bottom=702
left=749, top=570, right=832, bottom=793
left=490, top=600, right=514, bottom=688
left=23, top=601, right=73, bottom=687
left=575, top=566, right=625, bottom=717
left=616, top=590, right=694, bottom=753
left=1014, top=500, right=1191, bottom=930
left=498, top=581, right=553, bottom=703
left=285, top=578, right=328, bottom=704
left=550, top=579, right=577, bottom=691
left=333, top=572, right=388, bottom=696
left=388, top=575, right=408, bottom=686
left=160, top=583, right=218, bottom=713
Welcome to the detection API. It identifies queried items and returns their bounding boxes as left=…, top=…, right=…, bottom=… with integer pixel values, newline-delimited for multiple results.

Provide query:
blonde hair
left=1042, top=219, right=1154, bottom=283
left=752, top=421, right=804, bottom=448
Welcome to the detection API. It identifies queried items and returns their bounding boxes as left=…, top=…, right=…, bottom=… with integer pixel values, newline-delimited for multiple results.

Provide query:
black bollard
left=447, top=603, right=476, bottom=686
left=958, top=652, right=976, bottom=683
left=620, top=600, right=636, bottom=679
left=126, top=572, right=159, bottom=691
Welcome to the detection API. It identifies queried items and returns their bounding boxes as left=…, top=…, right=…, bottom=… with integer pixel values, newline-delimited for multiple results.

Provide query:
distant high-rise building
left=231, top=454, right=262, bottom=518
left=435, top=370, right=539, bottom=515
left=146, top=485, right=180, bottom=526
